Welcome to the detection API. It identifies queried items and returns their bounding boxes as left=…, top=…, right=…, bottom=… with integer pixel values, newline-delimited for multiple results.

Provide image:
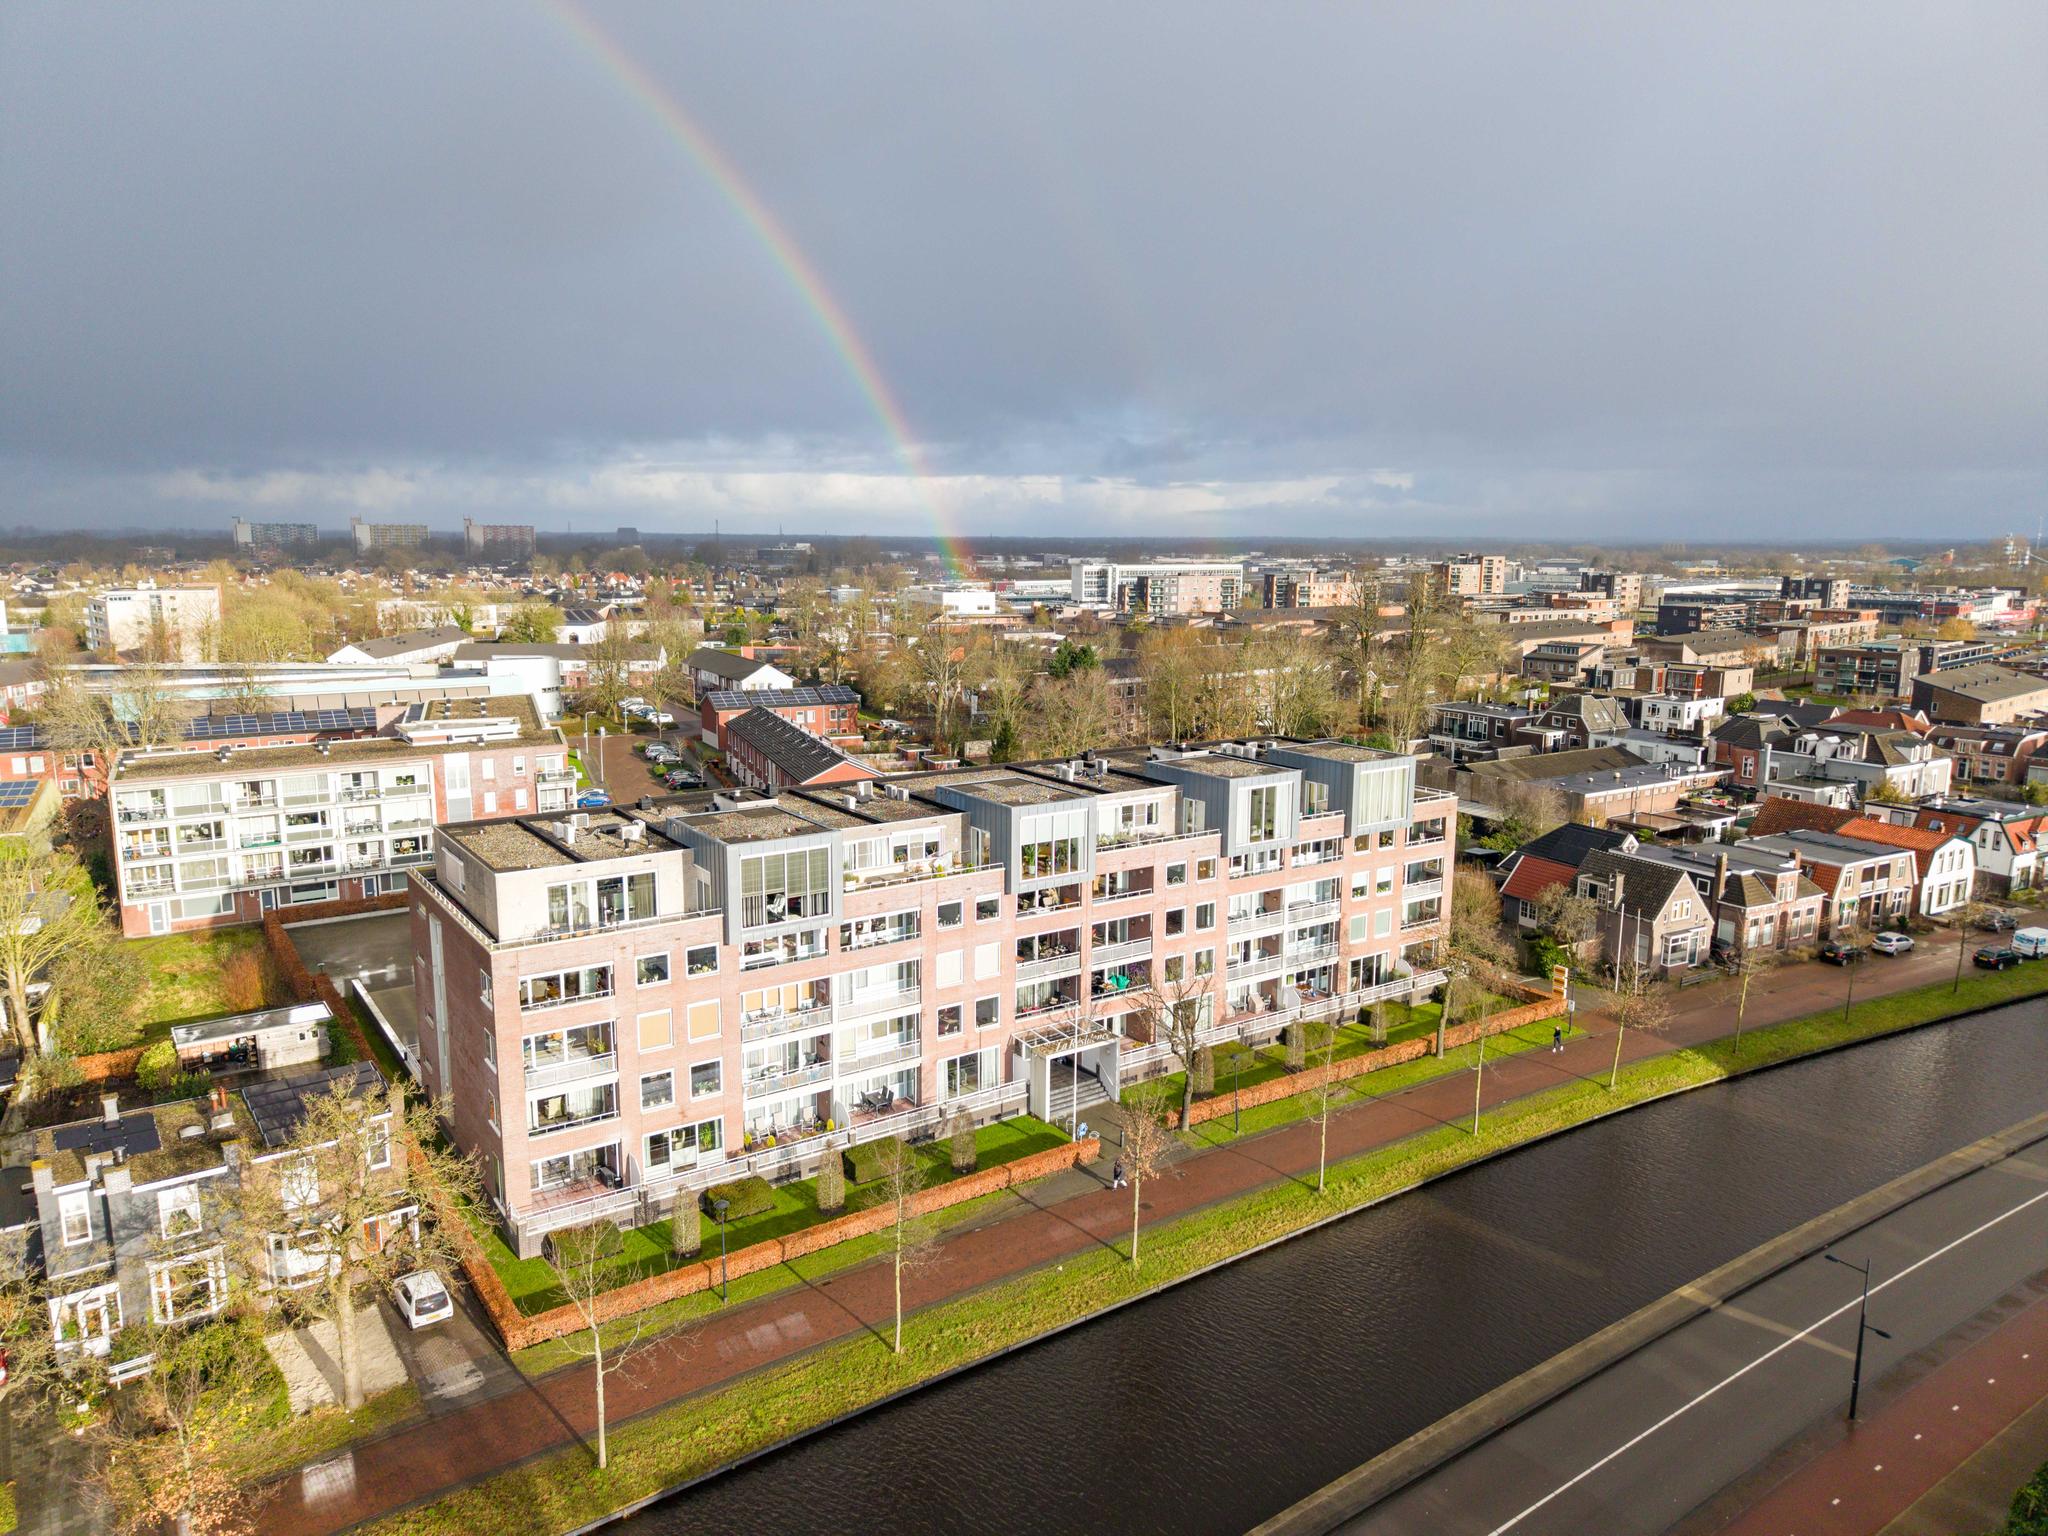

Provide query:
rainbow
left=540, top=0, right=974, bottom=576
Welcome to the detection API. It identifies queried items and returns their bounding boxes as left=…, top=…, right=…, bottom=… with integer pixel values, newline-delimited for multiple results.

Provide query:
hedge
left=700, top=1176, right=775, bottom=1221
left=844, top=1137, right=911, bottom=1184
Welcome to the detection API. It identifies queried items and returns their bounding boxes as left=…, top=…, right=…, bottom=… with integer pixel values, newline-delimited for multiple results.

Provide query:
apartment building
left=84, top=583, right=222, bottom=663
left=409, top=739, right=1455, bottom=1255
left=1814, top=638, right=1994, bottom=701
left=231, top=518, right=319, bottom=551
left=109, top=698, right=566, bottom=937
left=1579, top=569, right=1644, bottom=611
left=1069, top=560, right=1246, bottom=616
left=1781, top=575, right=1852, bottom=609
left=1434, top=553, right=1511, bottom=599
left=350, top=518, right=429, bottom=554
left=462, top=518, right=537, bottom=560
left=1263, top=568, right=1360, bottom=610
left=1909, top=664, right=2048, bottom=726
left=698, top=684, right=861, bottom=753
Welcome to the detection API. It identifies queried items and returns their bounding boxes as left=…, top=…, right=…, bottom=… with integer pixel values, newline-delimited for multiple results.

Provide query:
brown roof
left=1744, top=798, right=1858, bottom=839
left=1835, top=816, right=1955, bottom=878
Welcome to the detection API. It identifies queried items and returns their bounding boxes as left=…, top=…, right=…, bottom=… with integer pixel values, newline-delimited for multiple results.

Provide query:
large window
left=689, top=1060, right=723, bottom=1098
left=158, top=1184, right=203, bottom=1240
left=58, top=1190, right=90, bottom=1246
left=546, top=873, right=656, bottom=931
left=518, top=964, right=614, bottom=1011
left=645, top=1119, right=722, bottom=1175
left=521, top=1019, right=615, bottom=1073
left=941, top=1048, right=995, bottom=1099
left=527, top=1080, right=619, bottom=1135
left=740, top=847, right=831, bottom=928
left=1019, top=810, right=1087, bottom=882
left=149, top=1250, right=226, bottom=1324
left=1245, top=786, right=1280, bottom=844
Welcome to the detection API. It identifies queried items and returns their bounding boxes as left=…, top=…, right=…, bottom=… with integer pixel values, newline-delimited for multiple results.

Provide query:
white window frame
left=58, top=1189, right=91, bottom=1247
left=640, top=1069, right=676, bottom=1112
left=158, top=1183, right=203, bottom=1240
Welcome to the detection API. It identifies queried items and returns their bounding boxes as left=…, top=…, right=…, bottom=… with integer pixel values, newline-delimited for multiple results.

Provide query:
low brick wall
left=1184, top=991, right=1567, bottom=1127
left=469, top=1134, right=1101, bottom=1351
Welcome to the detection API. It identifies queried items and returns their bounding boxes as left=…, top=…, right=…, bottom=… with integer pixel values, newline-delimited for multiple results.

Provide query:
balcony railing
left=835, top=985, right=920, bottom=1021
left=743, top=1060, right=833, bottom=1100
left=1014, top=993, right=1081, bottom=1021
left=1284, top=941, right=1341, bottom=967
left=1016, top=949, right=1083, bottom=983
left=526, top=1103, right=620, bottom=1138
left=519, top=984, right=616, bottom=1014
left=1230, top=905, right=1286, bottom=935
left=1088, top=937, right=1151, bottom=969
left=1227, top=951, right=1285, bottom=980
left=1290, top=847, right=1342, bottom=868
left=1091, top=882, right=1152, bottom=906
left=842, top=924, right=920, bottom=953
left=1287, top=897, right=1340, bottom=922
left=839, top=1037, right=921, bottom=1074
left=845, top=857, right=992, bottom=892
left=739, top=1002, right=833, bottom=1043
left=539, top=768, right=578, bottom=786
left=1401, top=909, right=1444, bottom=932
left=1404, top=878, right=1445, bottom=903
left=524, top=1052, right=618, bottom=1091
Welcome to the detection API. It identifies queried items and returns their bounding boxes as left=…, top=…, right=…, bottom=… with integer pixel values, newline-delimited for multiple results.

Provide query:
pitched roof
left=1711, top=715, right=1795, bottom=751
left=1834, top=816, right=1957, bottom=877
left=1576, top=849, right=1698, bottom=918
left=1513, top=821, right=1636, bottom=869
left=687, top=647, right=778, bottom=681
left=1745, top=797, right=1858, bottom=839
left=1828, top=708, right=1930, bottom=734
left=725, top=708, right=872, bottom=785
left=1501, top=854, right=1576, bottom=903
left=702, top=684, right=860, bottom=713
left=1539, top=694, right=1631, bottom=734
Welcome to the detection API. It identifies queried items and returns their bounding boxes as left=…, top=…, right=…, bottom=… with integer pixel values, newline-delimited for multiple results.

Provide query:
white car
left=643, top=710, right=676, bottom=727
left=1870, top=931, right=1914, bottom=956
left=393, top=1270, right=454, bottom=1329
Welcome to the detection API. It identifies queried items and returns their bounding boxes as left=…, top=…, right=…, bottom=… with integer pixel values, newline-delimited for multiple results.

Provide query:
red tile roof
left=1746, top=798, right=1858, bottom=839
left=1501, top=854, right=1576, bottom=903
left=1836, top=817, right=1953, bottom=878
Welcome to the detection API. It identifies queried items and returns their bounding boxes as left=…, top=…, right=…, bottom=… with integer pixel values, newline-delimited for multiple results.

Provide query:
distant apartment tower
left=351, top=518, right=429, bottom=555
left=463, top=518, right=537, bottom=561
left=1263, top=569, right=1359, bottom=609
left=231, top=518, right=319, bottom=551
left=84, top=582, right=221, bottom=662
left=1579, top=569, right=1644, bottom=611
left=1433, top=553, right=1511, bottom=599
left=1781, top=575, right=1851, bottom=609
left=1069, top=559, right=1245, bottom=615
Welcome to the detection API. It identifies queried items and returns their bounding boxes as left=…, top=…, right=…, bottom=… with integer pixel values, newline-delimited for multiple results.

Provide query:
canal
left=622, top=997, right=2048, bottom=1536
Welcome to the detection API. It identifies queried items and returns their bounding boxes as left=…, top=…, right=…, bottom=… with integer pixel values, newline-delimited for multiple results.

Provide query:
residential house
left=1628, top=842, right=1824, bottom=955
left=1496, top=823, right=1637, bottom=928
left=1521, top=640, right=1605, bottom=684
left=1742, top=830, right=1920, bottom=934
left=1529, top=694, right=1632, bottom=750
left=1638, top=694, right=1727, bottom=735
left=698, top=685, right=862, bottom=754
left=1924, top=724, right=2048, bottom=787
left=723, top=709, right=882, bottom=796
left=1910, top=664, right=2048, bottom=727
left=686, top=648, right=797, bottom=699
left=1426, top=702, right=1536, bottom=763
left=1900, top=797, right=2048, bottom=897
left=555, top=608, right=611, bottom=646
left=1573, top=849, right=1714, bottom=978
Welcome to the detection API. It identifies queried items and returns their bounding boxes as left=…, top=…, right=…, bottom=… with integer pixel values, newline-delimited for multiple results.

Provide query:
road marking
left=1690, top=1295, right=1854, bottom=1360
left=1485, top=1181, right=2048, bottom=1534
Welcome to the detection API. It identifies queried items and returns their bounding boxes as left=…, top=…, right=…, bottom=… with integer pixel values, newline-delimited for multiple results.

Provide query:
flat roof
left=115, top=697, right=552, bottom=781
left=171, top=1000, right=333, bottom=1047
left=685, top=805, right=832, bottom=843
left=1272, top=739, right=1401, bottom=764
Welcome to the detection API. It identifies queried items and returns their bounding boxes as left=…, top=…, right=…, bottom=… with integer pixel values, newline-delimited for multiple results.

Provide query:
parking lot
left=581, top=724, right=706, bottom=805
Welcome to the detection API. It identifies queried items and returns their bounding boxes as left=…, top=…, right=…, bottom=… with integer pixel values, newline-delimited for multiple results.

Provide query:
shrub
left=1284, top=1023, right=1306, bottom=1071
left=135, top=1040, right=181, bottom=1093
left=844, top=1138, right=910, bottom=1185
left=949, top=1112, right=976, bottom=1174
left=18, top=1051, right=83, bottom=1103
left=700, top=1175, right=775, bottom=1221
left=220, top=948, right=273, bottom=1013
left=1192, top=1045, right=1215, bottom=1095
left=47, top=942, right=147, bottom=1055
left=1369, top=1002, right=1389, bottom=1047
left=669, top=1196, right=701, bottom=1258
left=156, top=1070, right=211, bottom=1105
left=815, top=1140, right=847, bottom=1212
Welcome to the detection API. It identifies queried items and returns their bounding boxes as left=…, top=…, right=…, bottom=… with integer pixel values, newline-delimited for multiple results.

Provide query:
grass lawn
left=230, top=1381, right=422, bottom=1487
left=1123, top=991, right=1512, bottom=1123
left=125, top=928, right=287, bottom=1040
left=485, top=1114, right=1069, bottom=1316
left=361, top=965, right=2048, bottom=1536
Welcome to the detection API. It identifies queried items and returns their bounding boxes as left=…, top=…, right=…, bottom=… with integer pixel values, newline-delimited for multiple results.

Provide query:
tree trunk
left=892, top=1236, right=903, bottom=1355
left=594, top=1336, right=608, bottom=1469
left=1609, top=1024, right=1626, bottom=1091
left=335, top=1262, right=363, bottom=1410
left=1179, top=1073, right=1193, bottom=1132
left=1317, top=1113, right=1328, bottom=1194
left=1129, top=1173, right=1142, bottom=1267
left=4, top=973, right=34, bottom=1056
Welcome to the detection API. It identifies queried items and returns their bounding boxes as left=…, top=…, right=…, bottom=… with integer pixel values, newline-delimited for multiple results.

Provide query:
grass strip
left=357, top=961, right=2048, bottom=1535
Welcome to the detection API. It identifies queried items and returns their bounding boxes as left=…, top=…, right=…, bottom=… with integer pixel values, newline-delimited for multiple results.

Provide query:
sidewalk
left=1709, top=1273, right=2048, bottom=1536
left=250, top=930, right=2037, bottom=1535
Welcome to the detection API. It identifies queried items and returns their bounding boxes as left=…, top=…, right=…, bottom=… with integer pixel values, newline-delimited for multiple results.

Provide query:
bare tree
left=1529, top=881, right=1599, bottom=952
left=1607, top=959, right=1673, bottom=1090
left=878, top=1139, right=940, bottom=1356
left=1441, top=869, right=1512, bottom=1057
left=0, top=848, right=104, bottom=1058
left=1303, top=1020, right=1352, bottom=1193
left=1118, top=1103, right=1174, bottom=1267
left=545, top=1220, right=654, bottom=1470
left=228, top=1080, right=482, bottom=1409
left=1953, top=899, right=1995, bottom=993
left=1138, top=968, right=1216, bottom=1131
left=1728, top=943, right=1780, bottom=1043
left=580, top=626, right=636, bottom=721
left=90, top=1314, right=274, bottom=1536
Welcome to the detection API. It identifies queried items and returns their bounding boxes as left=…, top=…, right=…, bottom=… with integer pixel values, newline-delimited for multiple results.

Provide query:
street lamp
left=711, top=1196, right=731, bottom=1301
left=1824, top=1252, right=1892, bottom=1420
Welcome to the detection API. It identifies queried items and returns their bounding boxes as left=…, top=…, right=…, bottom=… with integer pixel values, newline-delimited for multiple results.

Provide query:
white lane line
left=1486, top=1182, right=2048, bottom=1535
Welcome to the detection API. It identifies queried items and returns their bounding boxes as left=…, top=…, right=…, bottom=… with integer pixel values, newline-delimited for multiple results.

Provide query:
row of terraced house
left=407, top=739, right=1456, bottom=1255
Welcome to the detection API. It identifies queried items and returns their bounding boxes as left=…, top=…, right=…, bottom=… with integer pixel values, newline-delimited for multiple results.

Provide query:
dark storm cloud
left=2, top=1, right=2043, bottom=538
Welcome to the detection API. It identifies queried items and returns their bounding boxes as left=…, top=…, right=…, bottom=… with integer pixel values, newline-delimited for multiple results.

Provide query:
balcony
left=1091, top=881, right=1152, bottom=906
left=520, top=983, right=616, bottom=1014
left=1401, top=908, right=1444, bottom=932
left=1228, top=950, right=1284, bottom=981
left=1231, top=905, right=1286, bottom=935
left=174, top=837, right=225, bottom=856
left=1286, top=897, right=1340, bottom=923
left=743, top=1059, right=833, bottom=1100
left=839, top=1037, right=921, bottom=1074
left=842, top=922, right=920, bottom=954
left=539, top=768, right=578, bottom=787
left=739, top=1001, right=834, bottom=1042
left=1285, top=941, right=1341, bottom=967
left=1088, top=936, right=1151, bottom=970
left=527, top=1102, right=620, bottom=1137
left=1404, top=878, right=1445, bottom=903
left=1016, top=948, right=1083, bottom=983
left=1014, top=991, right=1080, bottom=1021
left=233, top=795, right=279, bottom=812
left=836, top=985, right=920, bottom=1021
left=524, top=1052, right=617, bottom=1091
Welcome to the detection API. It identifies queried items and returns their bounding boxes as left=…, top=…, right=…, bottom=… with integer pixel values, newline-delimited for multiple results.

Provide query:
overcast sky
left=4, top=3, right=2044, bottom=544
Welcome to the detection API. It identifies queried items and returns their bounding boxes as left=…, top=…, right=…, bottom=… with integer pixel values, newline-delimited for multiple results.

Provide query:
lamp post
left=712, top=1196, right=730, bottom=1302
left=1824, top=1252, right=1891, bottom=1420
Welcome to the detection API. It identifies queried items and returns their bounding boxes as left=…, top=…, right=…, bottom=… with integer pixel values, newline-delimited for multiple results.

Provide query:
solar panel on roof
left=0, top=727, right=46, bottom=751
left=242, top=1061, right=383, bottom=1147
left=51, top=1112, right=162, bottom=1160
left=0, top=782, right=38, bottom=808
left=704, top=684, right=858, bottom=711
left=183, top=706, right=378, bottom=742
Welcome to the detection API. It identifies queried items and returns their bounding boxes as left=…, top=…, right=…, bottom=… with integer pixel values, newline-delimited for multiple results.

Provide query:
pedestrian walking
left=1552, top=1024, right=1563, bottom=1054
left=1111, top=1158, right=1127, bottom=1189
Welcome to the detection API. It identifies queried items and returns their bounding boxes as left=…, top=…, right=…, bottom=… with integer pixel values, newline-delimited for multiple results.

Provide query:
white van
left=2012, top=927, right=2048, bottom=959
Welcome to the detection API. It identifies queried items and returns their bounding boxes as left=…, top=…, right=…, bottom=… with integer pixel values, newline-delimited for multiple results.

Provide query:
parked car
left=641, top=710, right=676, bottom=727
left=1869, top=932, right=1914, bottom=956
left=1980, top=909, right=2020, bottom=932
left=619, top=696, right=649, bottom=712
left=576, top=789, right=612, bottom=808
left=1976, top=945, right=2023, bottom=971
left=2013, top=927, right=2048, bottom=959
left=1818, top=940, right=1866, bottom=965
left=643, top=743, right=677, bottom=763
left=663, top=768, right=703, bottom=789
left=393, top=1270, right=454, bottom=1330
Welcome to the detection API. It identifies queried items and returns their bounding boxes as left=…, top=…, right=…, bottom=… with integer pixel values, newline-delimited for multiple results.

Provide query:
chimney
left=1715, top=851, right=1730, bottom=901
left=1611, top=871, right=1626, bottom=911
left=101, top=1092, right=120, bottom=1125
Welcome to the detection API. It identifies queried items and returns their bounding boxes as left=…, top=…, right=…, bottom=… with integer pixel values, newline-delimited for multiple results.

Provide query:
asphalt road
left=1341, top=1134, right=2048, bottom=1536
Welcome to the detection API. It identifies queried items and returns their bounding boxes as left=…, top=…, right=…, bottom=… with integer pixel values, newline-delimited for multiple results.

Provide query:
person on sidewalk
left=1111, top=1158, right=1127, bottom=1189
left=1552, top=1024, right=1563, bottom=1054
